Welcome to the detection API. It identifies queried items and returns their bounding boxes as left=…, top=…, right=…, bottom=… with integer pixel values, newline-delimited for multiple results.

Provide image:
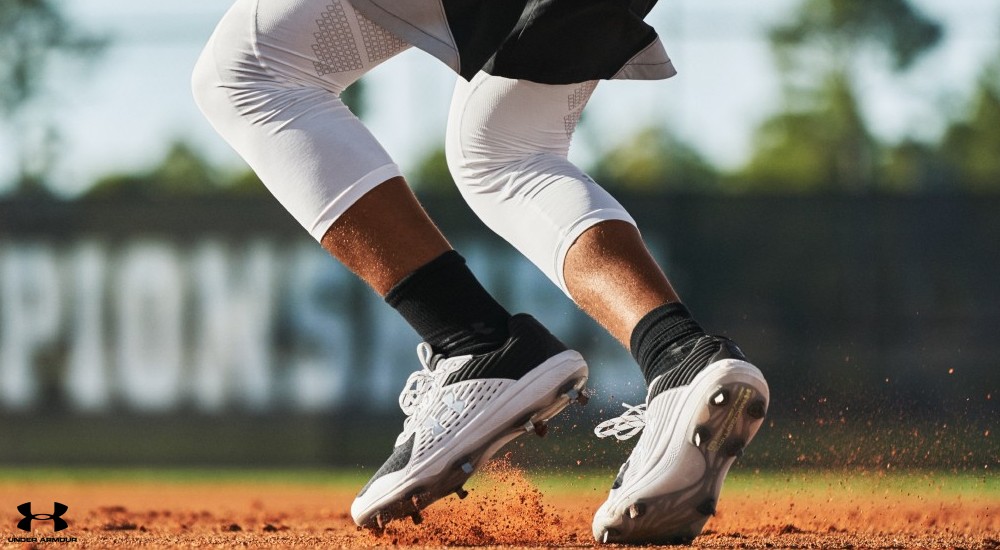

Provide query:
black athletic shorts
left=350, top=0, right=675, bottom=84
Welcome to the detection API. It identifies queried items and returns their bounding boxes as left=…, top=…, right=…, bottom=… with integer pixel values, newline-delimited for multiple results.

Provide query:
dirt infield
left=1, top=462, right=996, bottom=549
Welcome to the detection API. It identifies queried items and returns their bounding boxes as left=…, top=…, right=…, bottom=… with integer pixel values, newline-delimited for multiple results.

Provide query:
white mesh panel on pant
left=446, top=73, right=636, bottom=295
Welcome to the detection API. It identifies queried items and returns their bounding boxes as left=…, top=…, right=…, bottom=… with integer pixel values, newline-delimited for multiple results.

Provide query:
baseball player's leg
left=445, top=73, right=681, bottom=348
left=193, top=0, right=588, bottom=529
left=446, top=72, right=768, bottom=544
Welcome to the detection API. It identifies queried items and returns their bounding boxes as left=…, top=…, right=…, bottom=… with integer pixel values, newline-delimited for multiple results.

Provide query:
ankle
left=386, top=251, right=511, bottom=357
left=630, top=302, right=706, bottom=386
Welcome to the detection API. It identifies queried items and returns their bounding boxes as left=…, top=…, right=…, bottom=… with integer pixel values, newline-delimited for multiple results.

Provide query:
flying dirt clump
left=370, top=453, right=587, bottom=546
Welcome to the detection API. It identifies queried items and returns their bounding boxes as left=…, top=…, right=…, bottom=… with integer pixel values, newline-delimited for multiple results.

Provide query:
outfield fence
left=0, top=194, right=996, bottom=467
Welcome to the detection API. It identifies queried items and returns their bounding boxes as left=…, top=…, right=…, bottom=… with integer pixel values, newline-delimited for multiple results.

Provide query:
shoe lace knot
left=594, top=402, right=647, bottom=441
left=398, top=343, right=438, bottom=414
left=396, top=343, right=454, bottom=443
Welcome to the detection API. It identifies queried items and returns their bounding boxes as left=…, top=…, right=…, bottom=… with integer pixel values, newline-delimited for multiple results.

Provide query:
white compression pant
left=445, top=74, right=635, bottom=292
left=192, top=0, right=408, bottom=240
left=193, top=0, right=634, bottom=293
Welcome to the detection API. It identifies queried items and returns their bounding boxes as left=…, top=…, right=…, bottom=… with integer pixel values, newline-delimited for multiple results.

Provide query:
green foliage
left=939, top=62, right=1000, bottom=193
left=85, top=141, right=266, bottom=199
left=591, top=127, right=719, bottom=192
left=0, top=0, right=106, bottom=192
left=769, top=0, right=942, bottom=74
left=739, top=71, right=877, bottom=192
left=740, top=0, right=944, bottom=193
left=340, top=79, right=366, bottom=118
left=881, top=139, right=951, bottom=193
left=0, top=0, right=104, bottom=115
left=410, top=147, right=456, bottom=194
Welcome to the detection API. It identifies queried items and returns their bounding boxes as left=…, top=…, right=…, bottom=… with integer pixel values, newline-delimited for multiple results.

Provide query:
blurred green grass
left=0, top=468, right=993, bottom=498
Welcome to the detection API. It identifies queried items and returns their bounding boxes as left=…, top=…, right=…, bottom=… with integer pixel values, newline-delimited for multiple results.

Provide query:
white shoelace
left=594, top=402, right=647, bottom=441
left=396, top=342, right=446, bottom=443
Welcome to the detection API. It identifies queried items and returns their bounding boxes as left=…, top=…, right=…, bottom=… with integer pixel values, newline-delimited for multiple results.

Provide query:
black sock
left=630, top=302, right=706, bottom=386
left=385, top=251, right=511, bottom=357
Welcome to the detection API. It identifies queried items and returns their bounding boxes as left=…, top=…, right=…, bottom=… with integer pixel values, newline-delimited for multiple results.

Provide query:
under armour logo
left=423, top=417, right=444, bottom=436
left=443, top=392, right=465, bottom=415
left=17, top=502, right=69, bottom=532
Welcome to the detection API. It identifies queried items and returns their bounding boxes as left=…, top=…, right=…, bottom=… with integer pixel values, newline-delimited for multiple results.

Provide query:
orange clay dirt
left=1, top=458, right=996, bottom=549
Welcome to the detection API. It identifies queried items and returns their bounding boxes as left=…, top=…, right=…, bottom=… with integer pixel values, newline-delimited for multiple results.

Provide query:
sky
left=0, top=0, right=997, bottom=196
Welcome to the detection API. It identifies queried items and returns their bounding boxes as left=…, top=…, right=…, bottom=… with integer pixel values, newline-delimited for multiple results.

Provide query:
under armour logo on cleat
left=423, top=417, right=444, bottom=436
left=443, top=392, right=465, bottom=415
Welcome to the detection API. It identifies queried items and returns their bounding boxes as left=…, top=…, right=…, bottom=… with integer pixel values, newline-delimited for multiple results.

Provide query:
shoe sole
left=358, top=350, right=589, bottom=530
left=596, top=360, right=768, bottom=544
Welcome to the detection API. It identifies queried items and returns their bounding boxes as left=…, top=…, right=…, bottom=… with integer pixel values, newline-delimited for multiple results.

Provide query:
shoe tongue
left=428, top=352, right=446, bottom=371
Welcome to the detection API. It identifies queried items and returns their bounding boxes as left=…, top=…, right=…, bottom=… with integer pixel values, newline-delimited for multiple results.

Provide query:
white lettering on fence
left=0, top=238, right=635, bottom=413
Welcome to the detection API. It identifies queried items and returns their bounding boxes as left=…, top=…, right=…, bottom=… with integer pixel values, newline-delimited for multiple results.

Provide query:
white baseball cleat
left=351, top=314, right=589, bottom=530
left=592, top=335, right=768, bottom=545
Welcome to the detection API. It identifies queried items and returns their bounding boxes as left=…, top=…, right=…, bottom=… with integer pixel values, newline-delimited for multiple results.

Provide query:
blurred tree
left=341, top=79, right=366, bottom=118
left=86, top=140, right=267, bottom=199
left=741, top=72, right=876, bottom=192
left=938, top=60, right=1000, bottom=193
left=0, top=0, right=106, bottom=194
left=881, top=139, right=952, bottom=193
left=591, top=127, right=719, bottom=192
left=739, top=0, right=942, bottom=192
left=410, top=147, right=455, bottom=194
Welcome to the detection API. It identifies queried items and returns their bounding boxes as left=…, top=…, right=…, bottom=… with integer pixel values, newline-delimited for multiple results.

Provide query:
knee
left=190, top=44, right=220, bottom=117
left=445, top=119, right=539, bottom=196
left=190, top=1, right=267, bottom=122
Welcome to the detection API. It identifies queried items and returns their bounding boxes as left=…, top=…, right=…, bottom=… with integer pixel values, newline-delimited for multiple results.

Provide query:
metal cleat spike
left=533, top=421, right=549, bottom=437
left=697, top=498, right=717, bottom=516
left=628, top=503, right=646, bottom=518
left=460, top=462, right=474, bottom=474
left=410, top=494, right=422, bottom=509
left=455, top=487, right=469, bottom=499
left=724, top=438, right=746, bottom=458
left=710, top=388, right=729, bottom=407
left=576, top=390, right=590, bottom=406
left=566, top=388, right=579, bottom=401
left=375, top=511, right=386, bottom=530
left=693, top=425, right=712, bottom=448
left=747, top=398, right=767, bottom=419
left=523, top=419, right=535, bottom=433
left=410, top=511, right=423, bottom=525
